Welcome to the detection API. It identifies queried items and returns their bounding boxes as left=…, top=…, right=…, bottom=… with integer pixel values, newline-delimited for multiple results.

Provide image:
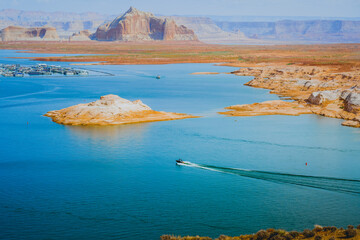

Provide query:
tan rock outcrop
left=229, top=65, right=360, bottom=128
left=0, top=26, right=59, bottom=41
left=344, top=91, right=360, bottom=114
left=69, top=30, right=92, bottom=41
left=44, top=94, right=196, bottom=125
left=93, top=7, right=198, bottom=41
left=307, top=90, right=341, bottom=105
left=342, top=120, right=360, bottom=128
left=219, top=100, right=312, bottom=117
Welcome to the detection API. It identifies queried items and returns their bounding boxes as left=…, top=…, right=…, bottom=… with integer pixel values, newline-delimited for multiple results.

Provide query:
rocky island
left=44, top=94, right=196, bottom=125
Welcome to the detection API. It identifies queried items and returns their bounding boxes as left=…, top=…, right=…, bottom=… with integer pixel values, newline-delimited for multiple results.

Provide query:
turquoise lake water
left=0, top=50, right=359, bottom=239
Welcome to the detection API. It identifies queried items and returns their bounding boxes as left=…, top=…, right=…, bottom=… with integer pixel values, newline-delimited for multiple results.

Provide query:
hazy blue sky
left=2, top=0, right=360, bottom=17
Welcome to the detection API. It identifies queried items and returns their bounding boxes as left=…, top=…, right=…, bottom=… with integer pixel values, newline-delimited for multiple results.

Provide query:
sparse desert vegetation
left=161, top=225, right=360, bottom=240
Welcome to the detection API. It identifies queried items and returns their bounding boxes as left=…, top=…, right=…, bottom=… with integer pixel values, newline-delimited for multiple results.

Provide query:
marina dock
left=0, top=63, right=89, bottom=77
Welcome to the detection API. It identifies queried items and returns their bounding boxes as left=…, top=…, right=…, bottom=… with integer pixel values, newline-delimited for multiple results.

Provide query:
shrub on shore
left=255, top=230, right=270, bottom=240
left=313, top=226, right=323, bottom=233
left=322, top=226, right=337, bottom=232
left=344, top=228, right=357, bottom=238
left=302, top=229, right=315, bottom=238
left=288, top=231, right=299, bottom=238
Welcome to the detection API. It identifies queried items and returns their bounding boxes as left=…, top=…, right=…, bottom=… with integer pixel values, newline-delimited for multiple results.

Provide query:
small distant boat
left=156, top=75, right=161, bottom=79
left=176, top=159, right=184, bottom=165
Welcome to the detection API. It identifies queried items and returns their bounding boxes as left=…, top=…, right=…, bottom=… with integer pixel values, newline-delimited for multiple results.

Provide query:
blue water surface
left=0, top=50, right=359, bottom=240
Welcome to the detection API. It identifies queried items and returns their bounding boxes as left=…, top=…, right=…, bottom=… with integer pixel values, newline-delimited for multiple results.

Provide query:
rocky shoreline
left=219, top=100, right=312, bottom=117
left=44, top=94, right=196, bottom=125
left=222, top=65, right=360, bottom=128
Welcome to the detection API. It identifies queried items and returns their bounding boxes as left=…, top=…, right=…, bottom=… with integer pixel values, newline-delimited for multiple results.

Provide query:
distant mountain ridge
left=168, top=16, right=252, bottom=44
left=216, top=20, right=360, bottom=43
left=0, top=9, right=111, bottom=39
left=0, top=8, right=360, bottom=43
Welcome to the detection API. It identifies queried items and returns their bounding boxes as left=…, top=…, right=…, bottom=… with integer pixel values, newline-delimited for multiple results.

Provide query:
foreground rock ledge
left=161, top=225, right=360, bottom=240
left=44, top=94, right=196, bottom=125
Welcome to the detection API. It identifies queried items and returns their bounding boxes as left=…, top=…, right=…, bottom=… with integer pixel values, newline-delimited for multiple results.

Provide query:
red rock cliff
left=93, top=7, right=198, bottom=41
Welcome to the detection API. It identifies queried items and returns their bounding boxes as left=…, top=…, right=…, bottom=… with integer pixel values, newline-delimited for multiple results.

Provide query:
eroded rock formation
left=0, top=26, right=59, bottom=41
left=93, top=7, right=198, bottom=41
left=307, top=90, right=341, bottom=105
left=44, top=94, right=196, bottom=125
left=69, top=30, right=92, bottom=41
left=227, top=66, right=360, bottom=128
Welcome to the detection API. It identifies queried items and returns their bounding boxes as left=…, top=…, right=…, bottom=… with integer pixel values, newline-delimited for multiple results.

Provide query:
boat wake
left=0, top=87, right=60, bottom=100
left=184, top=132, right=360, bottom=153
left=179, top=162, right=360, bottom=195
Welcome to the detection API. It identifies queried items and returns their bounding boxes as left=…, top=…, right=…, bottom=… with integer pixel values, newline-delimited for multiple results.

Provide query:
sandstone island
left=44, top=94, right=196, bottom=125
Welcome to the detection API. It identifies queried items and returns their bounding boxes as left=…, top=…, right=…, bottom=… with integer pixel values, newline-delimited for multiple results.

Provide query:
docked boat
left=2, top=72, right=13, bottom=77
left=28, top=71, right=45, bottom=75
left=64, top=71, right=75, bottom=76
left=14, top=72, right=24, bottom=77
left=78, top=70, right=89, bottom=75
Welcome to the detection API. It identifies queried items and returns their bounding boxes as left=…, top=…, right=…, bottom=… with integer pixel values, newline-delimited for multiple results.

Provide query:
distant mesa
left=168, top=16, right=251, bottom=44
left=0, top=26, right=59, bottom=41
left=44, top=94, right=197, bottom=125
left=92, top=7, right=198, bottom=41
left=69, top=30, right=92, bottom=41
left=0, top=7, right=198, bottom=42
left=215, top=20, right=360, bottom=43
left=1, top=8, right=360, bottom=43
